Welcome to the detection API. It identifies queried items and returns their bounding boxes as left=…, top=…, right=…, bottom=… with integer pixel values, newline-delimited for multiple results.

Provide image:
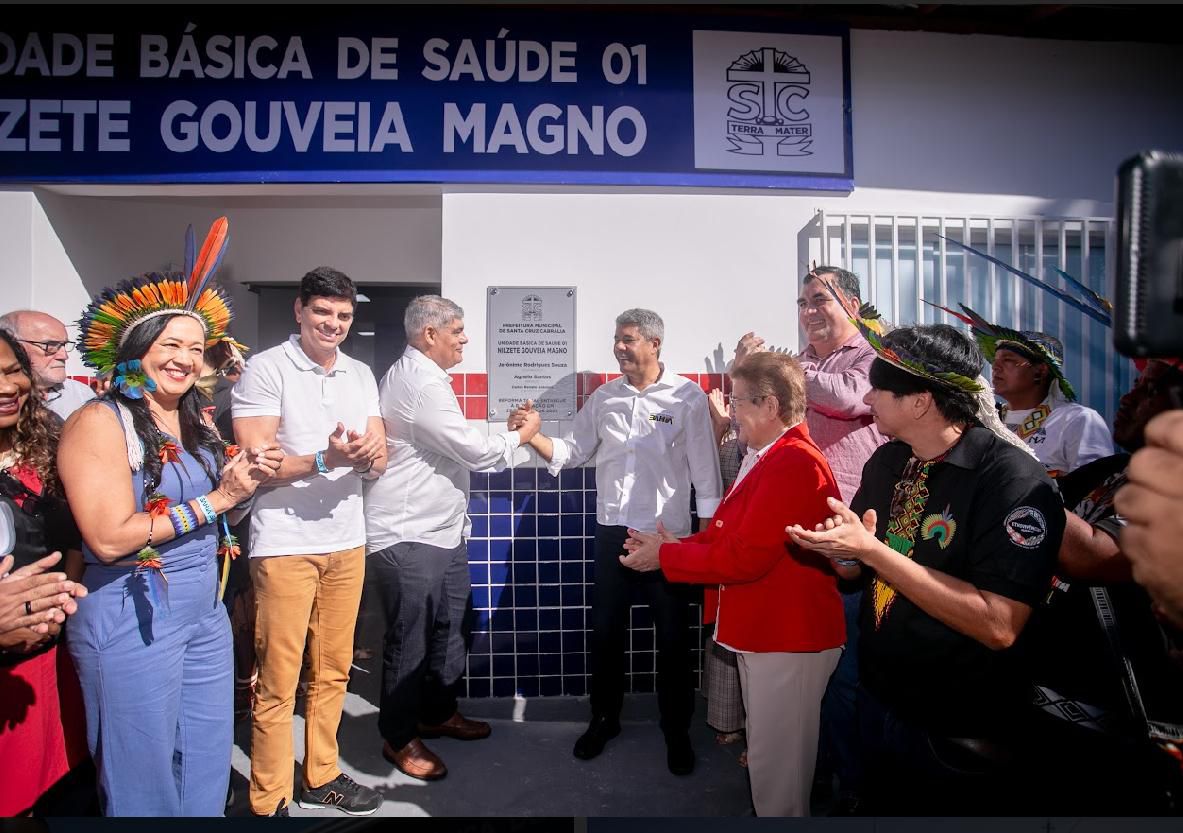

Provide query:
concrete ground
left=227, top=654, right=754, bottom=818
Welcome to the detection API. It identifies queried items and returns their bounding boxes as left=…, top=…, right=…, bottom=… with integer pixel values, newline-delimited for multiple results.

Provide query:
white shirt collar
left=282, top=334, right=347, bottom=375
left=403, top=345, right=452, bottom=381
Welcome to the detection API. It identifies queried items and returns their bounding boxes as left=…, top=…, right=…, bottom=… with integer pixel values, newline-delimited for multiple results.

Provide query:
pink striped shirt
left=799, top=333, right=886, bottom=503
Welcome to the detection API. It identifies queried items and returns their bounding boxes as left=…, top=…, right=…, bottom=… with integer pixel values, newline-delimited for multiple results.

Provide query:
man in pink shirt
left=736, top=265, right=885, bottom=813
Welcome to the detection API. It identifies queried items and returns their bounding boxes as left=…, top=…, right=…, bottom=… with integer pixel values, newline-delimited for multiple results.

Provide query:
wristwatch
left=314, top=449, right=330, bottom=475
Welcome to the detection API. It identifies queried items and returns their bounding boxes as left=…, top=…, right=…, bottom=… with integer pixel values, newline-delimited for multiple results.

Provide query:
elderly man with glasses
left=0, top=310, right=95, bottom=421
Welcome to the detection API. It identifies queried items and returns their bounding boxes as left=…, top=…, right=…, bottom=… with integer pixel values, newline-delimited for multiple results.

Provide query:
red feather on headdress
left=186, top=217, right=230, bottom=308
left=922, top=300, right=976, bottom=327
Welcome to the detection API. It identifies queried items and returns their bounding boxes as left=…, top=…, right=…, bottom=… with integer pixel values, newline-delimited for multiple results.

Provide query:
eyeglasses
left=726, top=393, right=767, bottom=406
left=19, top=339, right=73, bottom=356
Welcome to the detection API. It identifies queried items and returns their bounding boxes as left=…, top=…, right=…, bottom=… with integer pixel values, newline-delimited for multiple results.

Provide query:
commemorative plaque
left=486, top=287, right=577, bottom=421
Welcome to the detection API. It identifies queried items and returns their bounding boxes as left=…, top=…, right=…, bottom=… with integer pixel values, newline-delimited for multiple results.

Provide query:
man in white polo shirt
left=510, top=308, right=723, bottom=775
left=233, top=267, right=386, bottom=817
left=364, top=295, right=540, bottom=781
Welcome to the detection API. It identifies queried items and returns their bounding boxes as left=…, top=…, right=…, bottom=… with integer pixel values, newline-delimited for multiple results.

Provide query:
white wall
left=849, top=30, right=1183, bottom=202
left=445, top=192, right=805, bottom=374
left=0, top=192, right=35, bottom=311
left=12, top=191, right=443, bottom=371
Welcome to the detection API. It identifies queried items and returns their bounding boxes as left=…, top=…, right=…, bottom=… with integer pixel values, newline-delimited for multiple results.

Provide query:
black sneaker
left=255, top=799, right=289, bottom=817
left=298, top=773, right=382, bottom=816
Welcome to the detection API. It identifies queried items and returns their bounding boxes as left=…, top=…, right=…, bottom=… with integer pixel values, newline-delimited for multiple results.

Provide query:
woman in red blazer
left=622, top=352, right=846, bottom=816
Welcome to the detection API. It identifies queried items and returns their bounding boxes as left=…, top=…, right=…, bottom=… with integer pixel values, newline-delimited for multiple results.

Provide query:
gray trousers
left=370, top=540, right=472, bottom=750
left=738, top=647, right=842, bottom=816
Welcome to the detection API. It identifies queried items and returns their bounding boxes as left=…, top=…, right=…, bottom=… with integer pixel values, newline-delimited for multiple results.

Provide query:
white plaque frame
left=486, top=286, right=578, bottom=421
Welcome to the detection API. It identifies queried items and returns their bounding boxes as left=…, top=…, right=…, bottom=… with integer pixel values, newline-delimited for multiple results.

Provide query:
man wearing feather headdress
left=978, top=326, right=1112, bottom=478
left=788, top=322, right=1064, bottom=814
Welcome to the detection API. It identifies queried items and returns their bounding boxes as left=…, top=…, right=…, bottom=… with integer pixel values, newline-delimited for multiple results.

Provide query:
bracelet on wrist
left=314, top=449, right=330, bottom=475
left=195, top=494, right=218, bottom=525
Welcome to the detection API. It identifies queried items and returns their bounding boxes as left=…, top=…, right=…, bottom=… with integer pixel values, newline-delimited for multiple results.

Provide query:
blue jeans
left=818, top=587, right=862, bottom=795
left=69, top=555, right=232, bottom=816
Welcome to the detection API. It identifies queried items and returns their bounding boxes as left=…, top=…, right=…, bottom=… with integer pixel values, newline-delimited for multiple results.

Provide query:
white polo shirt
left=547, top=368, right=723, bottom=537
left=364, top=346, right=520, bottom=553
left=232, top=335, right=380, bottom=557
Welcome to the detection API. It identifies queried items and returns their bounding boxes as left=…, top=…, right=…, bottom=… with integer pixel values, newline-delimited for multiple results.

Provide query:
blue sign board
left=0, top=7, right=852, bottom=189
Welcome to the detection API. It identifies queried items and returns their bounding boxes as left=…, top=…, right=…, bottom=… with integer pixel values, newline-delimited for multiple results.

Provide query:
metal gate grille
left=810, top=211, right=1135, bottom=426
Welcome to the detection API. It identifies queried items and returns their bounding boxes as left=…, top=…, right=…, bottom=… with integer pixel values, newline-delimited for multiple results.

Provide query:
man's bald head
left=0, top=309, right=70, bottom=387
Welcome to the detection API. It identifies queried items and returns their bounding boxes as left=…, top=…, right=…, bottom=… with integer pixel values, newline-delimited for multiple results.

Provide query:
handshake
left=506, top=399, right=543, bottom=443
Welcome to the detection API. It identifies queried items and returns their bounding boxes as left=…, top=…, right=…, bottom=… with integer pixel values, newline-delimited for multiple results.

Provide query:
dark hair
left=730, top=352, right=807, bottom=425
left=106, top=311, right=224, bottom=502
left=868, top=324, right=983, bottom=426
left=299, top=267, right=356, bottom=307
left=804, top=265, right=862, bottom=301
left=0, top=328, right=60, bottom=492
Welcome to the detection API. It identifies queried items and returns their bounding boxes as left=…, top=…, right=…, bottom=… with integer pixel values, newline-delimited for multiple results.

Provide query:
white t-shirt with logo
left=232, top=335, right=380, bottom=557
left=1002, top=396, right=1113, bottom=477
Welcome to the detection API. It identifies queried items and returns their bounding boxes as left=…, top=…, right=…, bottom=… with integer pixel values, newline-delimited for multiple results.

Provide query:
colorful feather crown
left=923, top=301, right=1077, bottom=402
left=820, top=279, right=984, bottom=394
left=77, top=217, right=232, bottom=374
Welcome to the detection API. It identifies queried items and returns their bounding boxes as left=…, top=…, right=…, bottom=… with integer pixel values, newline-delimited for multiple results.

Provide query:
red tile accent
left=606, top=373, right=622, bottom=382
left=705, top=373, right=724, bottom=393
left=585, top=373, right=605, bottom=394
left=451, top=375, right=465, bottom=395
left=466, top=374, right=488, bottom=395
left=464, top=396, right=488, bottom=420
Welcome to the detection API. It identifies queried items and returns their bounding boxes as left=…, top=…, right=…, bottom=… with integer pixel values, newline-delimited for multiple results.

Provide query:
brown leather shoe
left=383, top=738, right=447, bottom=781
left=417, top=711, right=492, bottom=741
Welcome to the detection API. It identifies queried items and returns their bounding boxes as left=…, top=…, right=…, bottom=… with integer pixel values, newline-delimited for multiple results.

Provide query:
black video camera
left=1114, top=151, right=1183, bottom=359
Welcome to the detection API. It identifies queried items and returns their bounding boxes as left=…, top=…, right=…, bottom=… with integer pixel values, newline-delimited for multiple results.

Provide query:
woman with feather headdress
left=57, top=218, right=283, bottom=816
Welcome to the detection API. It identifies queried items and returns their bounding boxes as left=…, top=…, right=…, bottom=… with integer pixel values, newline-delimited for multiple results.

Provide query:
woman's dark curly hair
left=103, top=310, right=225, bottom=503
left=0, top=328, right=62, bottom=494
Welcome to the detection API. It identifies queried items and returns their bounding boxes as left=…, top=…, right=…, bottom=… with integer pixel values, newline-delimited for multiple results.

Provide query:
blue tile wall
left=464, top=466, right=706, bottom=698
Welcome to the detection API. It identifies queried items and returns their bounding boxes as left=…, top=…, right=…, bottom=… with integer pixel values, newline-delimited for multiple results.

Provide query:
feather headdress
left=937, top=302, right=1077, bottom=402
left=77, top=217, right=233, bottom=374
left=821, top=278, right=983, bottom=394
left=818, top=278, right=1035, bottom=458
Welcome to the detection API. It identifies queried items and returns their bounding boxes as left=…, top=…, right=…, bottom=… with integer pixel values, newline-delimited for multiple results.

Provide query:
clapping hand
left=733, top=331, right=766, bottom=368
left=325, top=422, right=383, bottom=470
left=1, top=552, right=89, bottom=653
left=786, top=496, right=879, bottom=565
left=619, top=522, right=679, bottom=572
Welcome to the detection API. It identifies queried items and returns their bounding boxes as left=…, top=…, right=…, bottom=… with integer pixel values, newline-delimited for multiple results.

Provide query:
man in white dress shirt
left=364, top=295, right=540, bottom=781
left=511, top=308, right=723, bottom=775
left=0, top=310, right=95, bottom=421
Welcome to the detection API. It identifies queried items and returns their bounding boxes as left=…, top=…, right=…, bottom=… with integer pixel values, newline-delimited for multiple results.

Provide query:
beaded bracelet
left=195, top=494, right=218, bottom=525
left=168, top=503, right=198, bottom=537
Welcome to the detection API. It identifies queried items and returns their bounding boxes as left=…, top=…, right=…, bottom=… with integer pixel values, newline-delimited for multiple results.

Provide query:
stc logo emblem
left=725, top=47, right=812, bottom=157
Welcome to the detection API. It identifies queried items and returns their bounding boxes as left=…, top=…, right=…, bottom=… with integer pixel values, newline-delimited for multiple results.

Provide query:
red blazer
left=660, top=423, right=846, bottom=653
